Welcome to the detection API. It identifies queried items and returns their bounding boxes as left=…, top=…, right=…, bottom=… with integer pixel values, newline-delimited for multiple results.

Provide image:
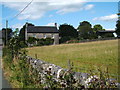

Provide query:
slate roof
left=27, top=26, right=59, bottom=33
left=97, top=30, right=115, bottom=33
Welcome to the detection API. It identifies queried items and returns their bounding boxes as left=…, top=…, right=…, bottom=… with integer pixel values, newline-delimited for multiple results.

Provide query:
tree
left=78, top=21, right=92, bottom=27
left=93, top=24, right=105, bottom=38
left=2, top=28, right=13, bottom=45
left=8, top=28, right=21, bottom=58
left=116, top=20, right=120, bottom=37
left=19, top=23, right=34, bottom=42
left=59, top=24, right=78, bottom=43
left=93, top=24, right=105, bottom=33
left=77, top=21, right=94, bottom=39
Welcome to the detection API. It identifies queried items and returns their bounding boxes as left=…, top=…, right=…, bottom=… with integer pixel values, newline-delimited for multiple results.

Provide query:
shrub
left=27, top=37, right=37, bottom=45
left=60, top=36, right=71, bottom=43
left=37, top=38, right=45, bottom=46
left=19, top=41, right=28, bottom=48
left=44, top=38, right=54, bottom=45
left=37, top=38, right=54, bottom=46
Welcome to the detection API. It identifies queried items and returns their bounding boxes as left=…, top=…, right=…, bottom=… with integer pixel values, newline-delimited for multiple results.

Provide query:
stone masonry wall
left=27, top=33, right=59, bottom=44
left=26, top=56, right=119, bottom=88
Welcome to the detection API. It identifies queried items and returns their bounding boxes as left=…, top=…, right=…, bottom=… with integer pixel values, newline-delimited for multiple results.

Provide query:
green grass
left=27, top=39, right=118, bottom=77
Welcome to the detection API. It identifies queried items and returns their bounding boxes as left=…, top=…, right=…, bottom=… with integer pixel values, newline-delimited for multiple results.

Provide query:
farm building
left=97, top=30, right=117, bottom=38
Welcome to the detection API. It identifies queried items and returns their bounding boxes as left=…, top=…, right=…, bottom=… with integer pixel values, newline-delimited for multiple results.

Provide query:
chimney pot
left=55, top=23, right=57, bottom=28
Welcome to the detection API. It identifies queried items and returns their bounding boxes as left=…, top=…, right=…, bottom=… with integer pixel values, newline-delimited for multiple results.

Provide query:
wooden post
left=6, top=20, right=8, bottom=45
left=35, top=54, right=37, bottom=59
left=68, top=59, right=71, bottom=70
left=25, top=22, right=28, bottom=41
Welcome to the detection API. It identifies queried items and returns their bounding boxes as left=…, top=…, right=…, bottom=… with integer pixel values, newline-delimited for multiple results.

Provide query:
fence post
left=35, top=54, right=37, bottom=59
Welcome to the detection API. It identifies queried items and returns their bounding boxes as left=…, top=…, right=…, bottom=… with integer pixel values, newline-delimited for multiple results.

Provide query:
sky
left=0, top=0, right=119, bottom=31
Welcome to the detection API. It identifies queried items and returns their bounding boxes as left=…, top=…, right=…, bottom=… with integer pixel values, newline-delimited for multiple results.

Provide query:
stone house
left=25, top=23, right=59, bottom=45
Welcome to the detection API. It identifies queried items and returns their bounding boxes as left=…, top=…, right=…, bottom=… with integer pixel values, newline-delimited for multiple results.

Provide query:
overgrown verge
left=2, top=29, right=42, bottom=88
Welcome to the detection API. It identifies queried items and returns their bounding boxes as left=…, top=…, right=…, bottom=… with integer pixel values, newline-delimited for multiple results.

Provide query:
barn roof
left=27, top=26, right=59, bottom=33
left=97, top=30, right=115, bottom=33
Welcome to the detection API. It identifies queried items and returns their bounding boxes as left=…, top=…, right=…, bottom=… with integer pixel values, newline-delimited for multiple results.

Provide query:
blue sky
left=0, top=1, right=119, bottom=31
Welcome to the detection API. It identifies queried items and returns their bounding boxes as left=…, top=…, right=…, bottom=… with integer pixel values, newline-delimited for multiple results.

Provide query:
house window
left=45, top=34, right=52, bottom=38
left=52, top=34, right=54, bottom=39
left=44, top=34, right=46, bottom=38
left=33, top=34, right=36, bottom=38
left=38, top=34, right=43, bottom=38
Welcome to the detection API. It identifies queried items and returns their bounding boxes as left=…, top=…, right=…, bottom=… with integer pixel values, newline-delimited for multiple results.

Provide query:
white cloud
left=105, top=28, right=115, bottom=30
left=2, top=0, right=94, bottom=20
left=93, top=14, right=118, bottom=21
left=46, top=23, right=55, bottom=26
left=11, top=23, right=23, bottom=29
left=1, top=0, right=119, bottom=2
left=84, top=4, right=94, bottom=10
left=45, top=22, right=59, bottom=28
left=49, top=15, right=53, bottom=18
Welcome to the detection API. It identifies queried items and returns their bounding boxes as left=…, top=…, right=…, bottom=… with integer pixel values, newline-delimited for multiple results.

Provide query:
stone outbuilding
left=96, top=30, right=117, bottom=38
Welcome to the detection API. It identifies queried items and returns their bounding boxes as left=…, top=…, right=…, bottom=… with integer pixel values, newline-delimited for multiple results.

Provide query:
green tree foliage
left=93, top=24, right=105, bottom=33
left=8, top=28, right=21, bottom=58
left=77, top=21, right=94, bottom=39
left=93, top=24, right=105, bottom=38
left=7, top=28, right=27, bottom=58
left=27, top=37, right=54, bottom=46
left=27, top=37, right=37, bottom=45
left=2, top=28, right=13, bottom=45
left=19, top=23, right=34, bottom=42
left=116, top=20, right=120, bottom=37
left=59, top=24, right=78, bottom=43
left=78, top=21, right=92, bottom=27
left=44, top=38, right=54, bottom=45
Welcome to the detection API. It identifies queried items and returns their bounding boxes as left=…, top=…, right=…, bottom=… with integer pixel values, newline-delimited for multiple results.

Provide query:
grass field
left=27, top=39, right=118, bottom=77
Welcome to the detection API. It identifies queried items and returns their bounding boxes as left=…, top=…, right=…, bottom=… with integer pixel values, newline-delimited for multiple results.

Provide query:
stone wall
left=27, top=33, right=59, bottom=44
left=26, top=56, right=118, bottom=88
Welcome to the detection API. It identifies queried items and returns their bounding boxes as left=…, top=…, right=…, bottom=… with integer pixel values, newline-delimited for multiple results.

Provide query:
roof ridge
left=28, top=26, right=56, bottom=28
left=27, top=25, right=58, bottom=33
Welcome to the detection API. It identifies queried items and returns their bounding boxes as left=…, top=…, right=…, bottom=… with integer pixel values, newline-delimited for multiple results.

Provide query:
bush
left=3, top=47, right=42, bottom=88
left=2, top=47, right=13, bottom=69
left=27, top=37, right=54, bottom=46
left=60, top=36, right=72, bottom=43
left=44, top=38, right=54, bottom=45
left=27, top=37, right=37, bottom=44
left=37, top=38, right=54, bottom=46
left=37, top=38, right=45, bottom=46
left=19, top=41, right=28, bottom=48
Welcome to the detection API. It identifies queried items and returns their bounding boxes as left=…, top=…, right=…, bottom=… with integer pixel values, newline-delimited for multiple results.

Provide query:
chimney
left=55, top=23, right=57, bottom=28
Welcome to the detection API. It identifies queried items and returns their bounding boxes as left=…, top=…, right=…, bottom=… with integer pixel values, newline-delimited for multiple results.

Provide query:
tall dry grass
left=27, top=39, right=118, bottom=77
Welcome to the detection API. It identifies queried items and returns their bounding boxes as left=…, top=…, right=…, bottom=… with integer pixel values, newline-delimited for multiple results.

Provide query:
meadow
left=27, top=39, right=118, bottom=78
